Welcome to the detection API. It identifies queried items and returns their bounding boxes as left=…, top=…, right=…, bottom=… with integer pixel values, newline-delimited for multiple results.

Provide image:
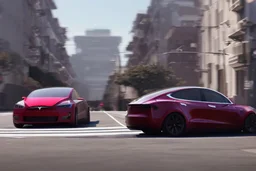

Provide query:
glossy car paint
left=13, top=87, right=89, bottom=126
left=125, top=86, right=256, bottom=133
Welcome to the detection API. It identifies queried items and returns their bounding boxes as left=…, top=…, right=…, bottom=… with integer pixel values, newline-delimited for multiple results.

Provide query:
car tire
left=162, top=113, right=186, bottom=137
left=83, top=108, right=90, bottom=125
left=86, top=108, right=90, bottom=124
left=244, top=113, right=256, bottom=133
left=13, top=123, right=24, bottom=128
left=72, top=109, right=79, bottom=127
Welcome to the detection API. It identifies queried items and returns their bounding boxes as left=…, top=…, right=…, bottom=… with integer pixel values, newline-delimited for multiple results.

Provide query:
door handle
left=180, top=103, right=187, bottom=106
left=208, top=104, right=216, bottom=108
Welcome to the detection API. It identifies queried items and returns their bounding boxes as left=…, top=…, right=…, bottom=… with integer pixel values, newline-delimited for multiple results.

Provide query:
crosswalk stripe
left=0, top=127, right=143, bottom=138
left=0, top=131, right=143, bottom=138
left=0, top=126, right=127, bottom=131
left=0, top=113, right=12, bottom=116
left=0, top=129, right=136, bottom=134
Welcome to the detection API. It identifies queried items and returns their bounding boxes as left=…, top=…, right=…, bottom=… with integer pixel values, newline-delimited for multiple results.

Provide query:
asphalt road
left=0, top=111, right=256, bottom=170
left=0, top=110, right=126, bottom=128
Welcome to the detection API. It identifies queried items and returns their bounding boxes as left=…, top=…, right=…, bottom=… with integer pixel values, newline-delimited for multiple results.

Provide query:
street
left=0, top=111, right=142, bottom=137
left=0, top=111, right=255, bottom=170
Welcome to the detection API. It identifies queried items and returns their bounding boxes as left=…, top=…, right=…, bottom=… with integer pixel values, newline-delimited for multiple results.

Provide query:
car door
left=170, top=88, right=209, bottom=129
left=200, top=89, right=241, bottom=129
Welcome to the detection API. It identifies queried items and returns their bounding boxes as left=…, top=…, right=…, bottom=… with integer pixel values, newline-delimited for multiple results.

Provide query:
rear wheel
left=13, top=123, right=24, bottom=128
left=163, top=113, right=186, bottom=137
left=244, top=114, right=256, bottom=133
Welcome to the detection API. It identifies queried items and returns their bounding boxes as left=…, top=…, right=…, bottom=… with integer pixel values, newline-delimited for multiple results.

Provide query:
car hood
left=24, top=97, right=67, bottom=107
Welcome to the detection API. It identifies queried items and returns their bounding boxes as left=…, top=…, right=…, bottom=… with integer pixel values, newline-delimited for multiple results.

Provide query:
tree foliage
left=115, top=64, right=185, bottom=96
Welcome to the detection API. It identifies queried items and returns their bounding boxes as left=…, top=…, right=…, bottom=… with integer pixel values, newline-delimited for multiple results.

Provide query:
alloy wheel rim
left=166, top=114, right=185, bottom=136
left=245, top=115, right=256, bottom=133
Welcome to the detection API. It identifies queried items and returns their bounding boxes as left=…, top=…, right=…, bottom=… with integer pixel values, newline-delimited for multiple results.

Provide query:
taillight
left=128, top=104, right=156, bottom=115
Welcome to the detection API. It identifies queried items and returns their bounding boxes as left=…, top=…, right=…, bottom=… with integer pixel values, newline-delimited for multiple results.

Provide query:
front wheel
left=13, top=123, right=24, bottom=128
left=84, top=108, right=90, bottom=125
left=71, top=110, right=79, bottom=127
left=87, top=108, right=90, bottom=124
left=244, top=114, right=256, bottom=133
left=162, top=113, right=186, bottom=137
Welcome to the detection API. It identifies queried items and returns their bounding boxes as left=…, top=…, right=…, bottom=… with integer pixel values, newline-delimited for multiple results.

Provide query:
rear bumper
left=13, top=108, right=74, bottom=124
left=125, top=114, right=158, bottom=130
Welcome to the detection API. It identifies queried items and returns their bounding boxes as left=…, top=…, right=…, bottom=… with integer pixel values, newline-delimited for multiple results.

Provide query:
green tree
left=115, top=64, right=185, bottom=96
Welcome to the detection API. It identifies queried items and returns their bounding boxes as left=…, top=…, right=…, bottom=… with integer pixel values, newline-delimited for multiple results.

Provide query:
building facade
left=199, top=0, right=256, bottom=106
left=126, top=0, right=200, bottom=86
left=71, top=29, right=121, bottom=101
left=0, top=0, right=74, bottom=109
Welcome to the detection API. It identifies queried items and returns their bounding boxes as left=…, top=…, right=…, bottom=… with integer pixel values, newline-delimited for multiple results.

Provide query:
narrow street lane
left=1, top=135, right=256, bottom=171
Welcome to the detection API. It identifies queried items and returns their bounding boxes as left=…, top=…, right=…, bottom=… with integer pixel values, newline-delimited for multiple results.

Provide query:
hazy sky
left=53, top=0, right=150, bottom=64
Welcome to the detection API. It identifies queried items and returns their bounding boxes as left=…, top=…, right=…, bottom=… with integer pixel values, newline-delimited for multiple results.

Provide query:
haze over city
left=1, top=0, right=256, bottom=170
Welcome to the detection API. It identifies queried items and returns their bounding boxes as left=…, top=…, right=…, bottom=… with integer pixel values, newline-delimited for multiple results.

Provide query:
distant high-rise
left=71, top=29, right=122, bottom=101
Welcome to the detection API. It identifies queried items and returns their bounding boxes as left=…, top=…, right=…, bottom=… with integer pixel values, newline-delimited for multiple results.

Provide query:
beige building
left=199, top=0, right=255, bottom=105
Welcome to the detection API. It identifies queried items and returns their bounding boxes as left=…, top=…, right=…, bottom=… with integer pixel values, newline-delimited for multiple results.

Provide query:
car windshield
left=27, top=88, right=71, bottom=98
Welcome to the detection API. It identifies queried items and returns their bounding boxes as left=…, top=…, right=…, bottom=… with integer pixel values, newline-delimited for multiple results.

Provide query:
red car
left=13, top=87, right=90, bottom=128
left=126, top=86, right=256, bottom=136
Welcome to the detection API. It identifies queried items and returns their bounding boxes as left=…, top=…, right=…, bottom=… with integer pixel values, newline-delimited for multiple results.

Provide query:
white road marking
left=0, top=128, right=134, bottom=134
left=103, top=111, right=126, bottom=127
left=0, top=113, right=12, bottom=116
left=0, top=126, right=126, bottom=131
left=0, top=127, right=142, bottom=138
left=0, top=131, right=142, bottom=138
left=106, top=111, right=127, bottom=115
left=242, top=149, right=256, bottom=154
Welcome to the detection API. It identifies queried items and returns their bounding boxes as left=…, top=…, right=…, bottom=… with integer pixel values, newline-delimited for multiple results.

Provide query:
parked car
left=125, top=86, right=256, bottom=136
left=13, top=87, right=90, bottom=128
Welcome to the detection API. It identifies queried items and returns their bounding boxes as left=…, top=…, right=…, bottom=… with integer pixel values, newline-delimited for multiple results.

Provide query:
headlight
left=14, top=101, right=25, bottom=109
left=57, top=100, right=72, bottom=108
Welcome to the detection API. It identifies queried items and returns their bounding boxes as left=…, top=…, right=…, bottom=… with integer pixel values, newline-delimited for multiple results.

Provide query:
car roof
left=131, top=86, right=222, bottom=104
left=35, top=87, right=73, bottom=91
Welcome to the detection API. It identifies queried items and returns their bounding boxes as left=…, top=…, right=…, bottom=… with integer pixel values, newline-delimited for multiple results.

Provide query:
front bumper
left=13, top=107, right=75, bottom=124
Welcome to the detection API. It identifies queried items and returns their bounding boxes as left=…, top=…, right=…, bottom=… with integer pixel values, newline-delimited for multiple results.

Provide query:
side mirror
left=22, top=96, right=26, bottom=100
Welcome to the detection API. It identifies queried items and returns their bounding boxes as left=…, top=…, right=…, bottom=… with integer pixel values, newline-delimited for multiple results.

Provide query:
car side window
left=170, top=89, right=201, bottom=101
left=201, top=89, right=230, bottom=103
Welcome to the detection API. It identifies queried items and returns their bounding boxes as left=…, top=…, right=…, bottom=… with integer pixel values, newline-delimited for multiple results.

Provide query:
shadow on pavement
left=82, top=120, right=99, bottom=127
left=136, top=131, right=256, bottom=138
left=23, top=120, right=100, bottom=129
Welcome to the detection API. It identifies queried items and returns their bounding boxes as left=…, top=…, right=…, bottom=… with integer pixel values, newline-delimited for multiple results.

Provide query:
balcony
left=39, top=0, right=57, bottom=10
left=228, top=42, right=247, bottom=68
left=134, top=29, right=145, bottom=39
left=228, top=21, right=246, bottom=41
left=27, top=46, right=41, bottom=66
left=230, top=0, right=244, bottom=12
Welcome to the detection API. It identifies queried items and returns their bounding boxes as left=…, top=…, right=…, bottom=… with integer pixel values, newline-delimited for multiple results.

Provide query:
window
left=28, top=88, right=71, bottom=98
left=171, top=89, right=201, bottom=101
left=201, top=89, right=230, bottom=103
